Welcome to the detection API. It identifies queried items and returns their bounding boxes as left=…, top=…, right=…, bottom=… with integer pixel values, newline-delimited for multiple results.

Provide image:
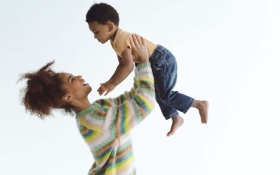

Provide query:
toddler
left=86, top=3, right=209, bottom=136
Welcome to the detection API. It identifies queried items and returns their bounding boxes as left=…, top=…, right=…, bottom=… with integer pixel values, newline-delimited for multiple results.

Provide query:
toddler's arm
left=111, top=47, right=134, bottom=85
left=98, top=47, right=134, bottom=96
left=107, top=56, right=124, bottom=82
left=97, top=34, right=150, bottom=106
left=95, top=75, right=138, bottom=108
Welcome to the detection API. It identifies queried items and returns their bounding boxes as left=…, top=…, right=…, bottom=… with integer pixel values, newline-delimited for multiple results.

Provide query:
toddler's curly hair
left=86, top=3, right=119, bottom=26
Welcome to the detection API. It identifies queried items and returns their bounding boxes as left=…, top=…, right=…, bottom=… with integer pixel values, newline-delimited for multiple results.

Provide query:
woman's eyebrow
left=68, top=75, right=72, bottom=83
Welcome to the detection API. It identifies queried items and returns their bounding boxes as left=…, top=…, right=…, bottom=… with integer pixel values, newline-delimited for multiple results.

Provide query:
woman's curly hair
left=18, top=61, right=73, bottom=119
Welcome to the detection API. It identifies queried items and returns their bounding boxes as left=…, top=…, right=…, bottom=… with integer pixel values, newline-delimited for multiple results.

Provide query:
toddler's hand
left=97, top=82, right=116, bottom=96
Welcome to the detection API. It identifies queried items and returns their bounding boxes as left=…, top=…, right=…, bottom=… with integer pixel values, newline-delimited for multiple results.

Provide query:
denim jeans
left=149, top=45, right=194, bottom=120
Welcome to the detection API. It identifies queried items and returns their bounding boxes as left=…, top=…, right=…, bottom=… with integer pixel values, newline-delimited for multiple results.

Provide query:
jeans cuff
left=164, top=111, right=179, bottom=120
left=183, top=98, right=194, bottom=113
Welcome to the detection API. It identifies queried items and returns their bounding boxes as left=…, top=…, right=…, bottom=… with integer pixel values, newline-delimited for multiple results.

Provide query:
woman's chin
left=87, top=86, right=92, bottom=93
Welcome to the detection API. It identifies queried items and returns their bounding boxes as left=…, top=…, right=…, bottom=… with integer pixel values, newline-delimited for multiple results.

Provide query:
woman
left=19, top=35, right=155, bottom=175
left=19, top=35, right=208, bottom=174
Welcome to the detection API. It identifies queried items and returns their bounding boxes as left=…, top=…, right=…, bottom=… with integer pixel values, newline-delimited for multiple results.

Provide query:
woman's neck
left=72, top=98, right=92, bottom=114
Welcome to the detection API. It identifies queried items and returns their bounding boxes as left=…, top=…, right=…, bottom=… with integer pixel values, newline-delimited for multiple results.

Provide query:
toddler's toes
left=167, top=116, right=184, bottom=137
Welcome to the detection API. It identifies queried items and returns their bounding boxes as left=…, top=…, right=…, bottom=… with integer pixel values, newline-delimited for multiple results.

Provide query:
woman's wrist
left=136, top=62, right=151, bottom=70
left=139, top=58, right=149, bottom=63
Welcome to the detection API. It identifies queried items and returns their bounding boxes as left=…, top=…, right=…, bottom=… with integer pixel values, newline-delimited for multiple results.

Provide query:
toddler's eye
left=95, top=32, right=98, bottom=34
left=72, top=78, right=75, bottom=82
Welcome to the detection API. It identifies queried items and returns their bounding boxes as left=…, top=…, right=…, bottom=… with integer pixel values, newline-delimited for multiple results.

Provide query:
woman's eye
left=95, top=32, right=98, bottom=34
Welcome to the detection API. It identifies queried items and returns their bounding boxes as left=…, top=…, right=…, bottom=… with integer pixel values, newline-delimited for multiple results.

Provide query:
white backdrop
left=1, top=0, right=279, bottom=174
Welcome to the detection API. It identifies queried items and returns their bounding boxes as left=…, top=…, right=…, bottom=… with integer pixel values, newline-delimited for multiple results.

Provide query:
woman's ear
left=62, top=94, right=72, bottom=103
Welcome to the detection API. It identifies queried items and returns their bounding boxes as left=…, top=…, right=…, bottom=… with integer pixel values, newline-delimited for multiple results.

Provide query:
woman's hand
left=129, top=34, right=149, bottom=63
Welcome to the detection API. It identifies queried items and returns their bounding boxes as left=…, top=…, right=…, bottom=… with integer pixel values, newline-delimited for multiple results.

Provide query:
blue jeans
left=150, top=45, right=194, bottom=120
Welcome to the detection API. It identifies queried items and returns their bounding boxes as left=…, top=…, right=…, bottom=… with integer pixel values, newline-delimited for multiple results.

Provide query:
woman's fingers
left=130, top=34, right=146, bottom=47
left=130, top=34, right=149, bottom=63
left=129, top=35, right=135, bottom=48
left=135, top=34, right=142, bottom=45
left=134, top=34, right=146, bottom=47
left=141, top=36, right=146, bottom=47
left=132, top=34, right=139, bottom=46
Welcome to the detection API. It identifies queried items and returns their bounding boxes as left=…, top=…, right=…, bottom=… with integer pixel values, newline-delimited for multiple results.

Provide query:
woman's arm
left=78, top=35, right=154, bottom=138
left=78, top=62, right=154, bottom=136
left=107, top=62, right=155, bottom=138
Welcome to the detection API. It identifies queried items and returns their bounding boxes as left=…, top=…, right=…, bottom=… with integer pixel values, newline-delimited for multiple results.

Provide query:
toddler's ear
left=107, top=22, right=114, bottom=32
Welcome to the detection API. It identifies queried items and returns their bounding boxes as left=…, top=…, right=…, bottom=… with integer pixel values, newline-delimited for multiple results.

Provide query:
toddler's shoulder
left=114, top=29, right=132, bottom=45
left=113, top=29, right=133, bottom=56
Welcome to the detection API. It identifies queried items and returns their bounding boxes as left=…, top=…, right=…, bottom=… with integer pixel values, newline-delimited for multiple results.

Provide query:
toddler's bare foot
left=198, top=101, right=209, bottom=124
left=167, top=115, right=184, bottom=137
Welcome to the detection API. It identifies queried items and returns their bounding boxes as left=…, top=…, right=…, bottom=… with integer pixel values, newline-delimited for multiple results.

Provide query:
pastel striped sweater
left=75, top=62, right=155, bottom=175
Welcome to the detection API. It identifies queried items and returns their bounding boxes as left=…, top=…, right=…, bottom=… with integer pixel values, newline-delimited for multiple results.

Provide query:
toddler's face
left=88, top=21, right=111, bottom=44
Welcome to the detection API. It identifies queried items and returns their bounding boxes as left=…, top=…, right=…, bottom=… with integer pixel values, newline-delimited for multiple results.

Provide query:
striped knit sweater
left=75, top=62, right=155, bottom=175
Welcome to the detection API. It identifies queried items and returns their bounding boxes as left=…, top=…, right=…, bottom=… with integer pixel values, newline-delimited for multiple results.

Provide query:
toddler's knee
left=158, top=95, right=170, bottom=104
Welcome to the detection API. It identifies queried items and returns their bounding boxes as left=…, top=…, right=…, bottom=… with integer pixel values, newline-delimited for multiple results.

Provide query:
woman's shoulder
left=93, top=98, right=113, bottom=109
left=75, top=103, right=102, bottom=119
left=75, top=102, right=107, bottom=132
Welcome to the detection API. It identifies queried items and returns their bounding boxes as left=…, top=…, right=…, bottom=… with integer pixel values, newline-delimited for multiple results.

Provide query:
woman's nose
left=77, top=75, right=82, bottom=80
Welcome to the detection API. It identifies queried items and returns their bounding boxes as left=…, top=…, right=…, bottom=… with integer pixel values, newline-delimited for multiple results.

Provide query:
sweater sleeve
left=78, top=62, right=155, bottom=138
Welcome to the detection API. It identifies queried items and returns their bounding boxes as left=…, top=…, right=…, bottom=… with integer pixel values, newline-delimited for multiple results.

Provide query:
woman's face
left=59, top=73, right=92, bottom=102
